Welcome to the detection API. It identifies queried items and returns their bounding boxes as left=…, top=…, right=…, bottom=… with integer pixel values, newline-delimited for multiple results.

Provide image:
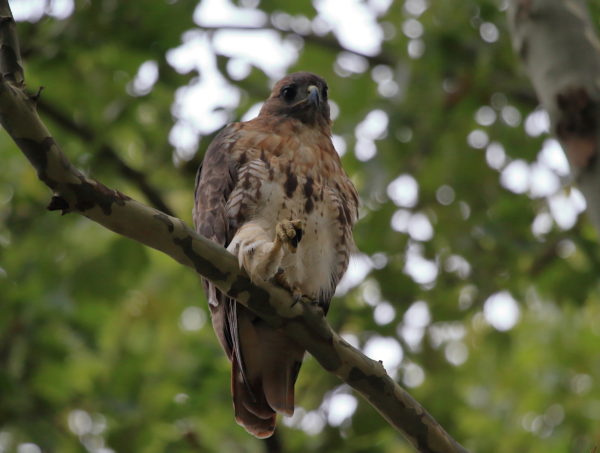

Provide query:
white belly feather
left=225, top=151, right=348, bottom=303
left=254, top=177, right=338, bottom=300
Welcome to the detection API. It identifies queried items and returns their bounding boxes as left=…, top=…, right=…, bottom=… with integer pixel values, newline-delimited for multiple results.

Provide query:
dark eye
left=281, top=85, right=297, bottom=102
left=322, top=85, right=328, bottom=100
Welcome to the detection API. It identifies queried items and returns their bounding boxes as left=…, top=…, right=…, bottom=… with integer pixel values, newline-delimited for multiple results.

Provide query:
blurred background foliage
left=1, top=0, right=600, bottom=452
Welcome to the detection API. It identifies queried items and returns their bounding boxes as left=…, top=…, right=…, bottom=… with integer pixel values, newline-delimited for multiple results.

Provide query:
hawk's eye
left=322, top=85, right=328, bottom=100
left=281, top=85, right=297, bottom=102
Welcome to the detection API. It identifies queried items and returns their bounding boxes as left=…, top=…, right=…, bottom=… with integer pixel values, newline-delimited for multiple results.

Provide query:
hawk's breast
left=226, top=129, right=351, bottom=301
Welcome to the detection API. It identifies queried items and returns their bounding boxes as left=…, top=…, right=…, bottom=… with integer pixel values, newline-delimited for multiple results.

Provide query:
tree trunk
left=507, top=0, right=600, bottom=231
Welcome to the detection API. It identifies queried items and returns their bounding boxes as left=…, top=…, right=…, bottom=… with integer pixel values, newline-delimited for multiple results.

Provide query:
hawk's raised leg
left=227, top=219, right=304, bottom=284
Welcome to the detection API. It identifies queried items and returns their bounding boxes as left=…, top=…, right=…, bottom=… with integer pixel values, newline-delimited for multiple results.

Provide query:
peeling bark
left=0, top=2, right=468, bottom=452
left=507, top=0, right=600, bottom=231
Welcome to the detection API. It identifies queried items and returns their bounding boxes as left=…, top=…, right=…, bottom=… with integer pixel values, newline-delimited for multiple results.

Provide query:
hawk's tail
left=232, top=308, right=304, bottom=438
left=232, top=359, right=277, bottom=438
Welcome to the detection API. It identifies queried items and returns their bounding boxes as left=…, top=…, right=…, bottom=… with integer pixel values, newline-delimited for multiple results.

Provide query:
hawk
left=193, top=72, right=358, bottom=438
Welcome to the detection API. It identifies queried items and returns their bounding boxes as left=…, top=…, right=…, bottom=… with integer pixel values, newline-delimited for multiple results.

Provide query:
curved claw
left=291, top=294, right=316, bottom=308
left=275, top=219, right=305, bottom=252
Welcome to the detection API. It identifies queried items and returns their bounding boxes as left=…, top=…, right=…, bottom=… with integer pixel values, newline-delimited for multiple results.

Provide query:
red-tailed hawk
left=193, top=72, right=358, bottom=438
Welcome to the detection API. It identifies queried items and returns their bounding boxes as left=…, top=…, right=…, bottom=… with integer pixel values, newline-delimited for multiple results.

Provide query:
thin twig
left=36, top=97, right=175, bottom=217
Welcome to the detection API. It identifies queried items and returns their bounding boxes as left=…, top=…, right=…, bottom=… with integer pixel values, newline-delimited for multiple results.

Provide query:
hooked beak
left=307, top=85, right=321, bottom=107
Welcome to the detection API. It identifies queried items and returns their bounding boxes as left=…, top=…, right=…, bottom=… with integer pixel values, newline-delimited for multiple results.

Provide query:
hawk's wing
left=193, top=124, right=241, bottom=359
left=193, top=124, right=239, bottom=248
left=193, top=123, right=281, bottom=437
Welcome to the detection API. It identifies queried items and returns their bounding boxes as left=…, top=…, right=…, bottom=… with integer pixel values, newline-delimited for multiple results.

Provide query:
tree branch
left=0, top=0, right=23, bottom=85
left=35, top=97, right=176, bottom=217
left=0, top=3, right=467, bottom=452
left=507, top=0, right=600, bottom=232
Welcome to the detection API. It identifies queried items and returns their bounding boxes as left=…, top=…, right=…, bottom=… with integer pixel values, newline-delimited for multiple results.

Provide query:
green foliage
left=2, top=0, right=600, bottom=452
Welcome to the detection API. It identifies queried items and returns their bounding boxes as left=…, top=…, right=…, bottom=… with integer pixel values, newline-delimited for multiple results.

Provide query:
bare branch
left=0, top=4, right=467, bottom=452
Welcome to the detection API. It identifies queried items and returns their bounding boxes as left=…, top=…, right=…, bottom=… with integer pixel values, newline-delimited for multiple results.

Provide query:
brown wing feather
left=193, top=123, right=278, bottom=437
left=193, top=124, right=240, bottom=247
left=194, top=124, right=240, bottom=359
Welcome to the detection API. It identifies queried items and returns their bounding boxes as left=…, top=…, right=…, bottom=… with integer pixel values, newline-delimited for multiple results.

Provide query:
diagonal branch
left=0, top=0, right=22, bottom=85
left=35, top=97, right=176, bottom=216
left=0, top=3, right=467, bottom=452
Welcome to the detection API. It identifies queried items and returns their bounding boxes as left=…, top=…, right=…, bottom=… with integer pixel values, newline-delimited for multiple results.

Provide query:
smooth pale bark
left=507, top=0, right=600, bottom=231
left=0, top=2, right=468, bottom=452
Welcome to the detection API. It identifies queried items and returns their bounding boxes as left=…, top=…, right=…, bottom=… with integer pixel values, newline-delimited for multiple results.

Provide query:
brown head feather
left=259, top=72, right=331, bottom=132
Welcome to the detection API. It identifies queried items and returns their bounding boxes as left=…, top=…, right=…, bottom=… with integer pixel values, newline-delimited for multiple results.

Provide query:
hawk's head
left=259, top=72, right=331, bottom=129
